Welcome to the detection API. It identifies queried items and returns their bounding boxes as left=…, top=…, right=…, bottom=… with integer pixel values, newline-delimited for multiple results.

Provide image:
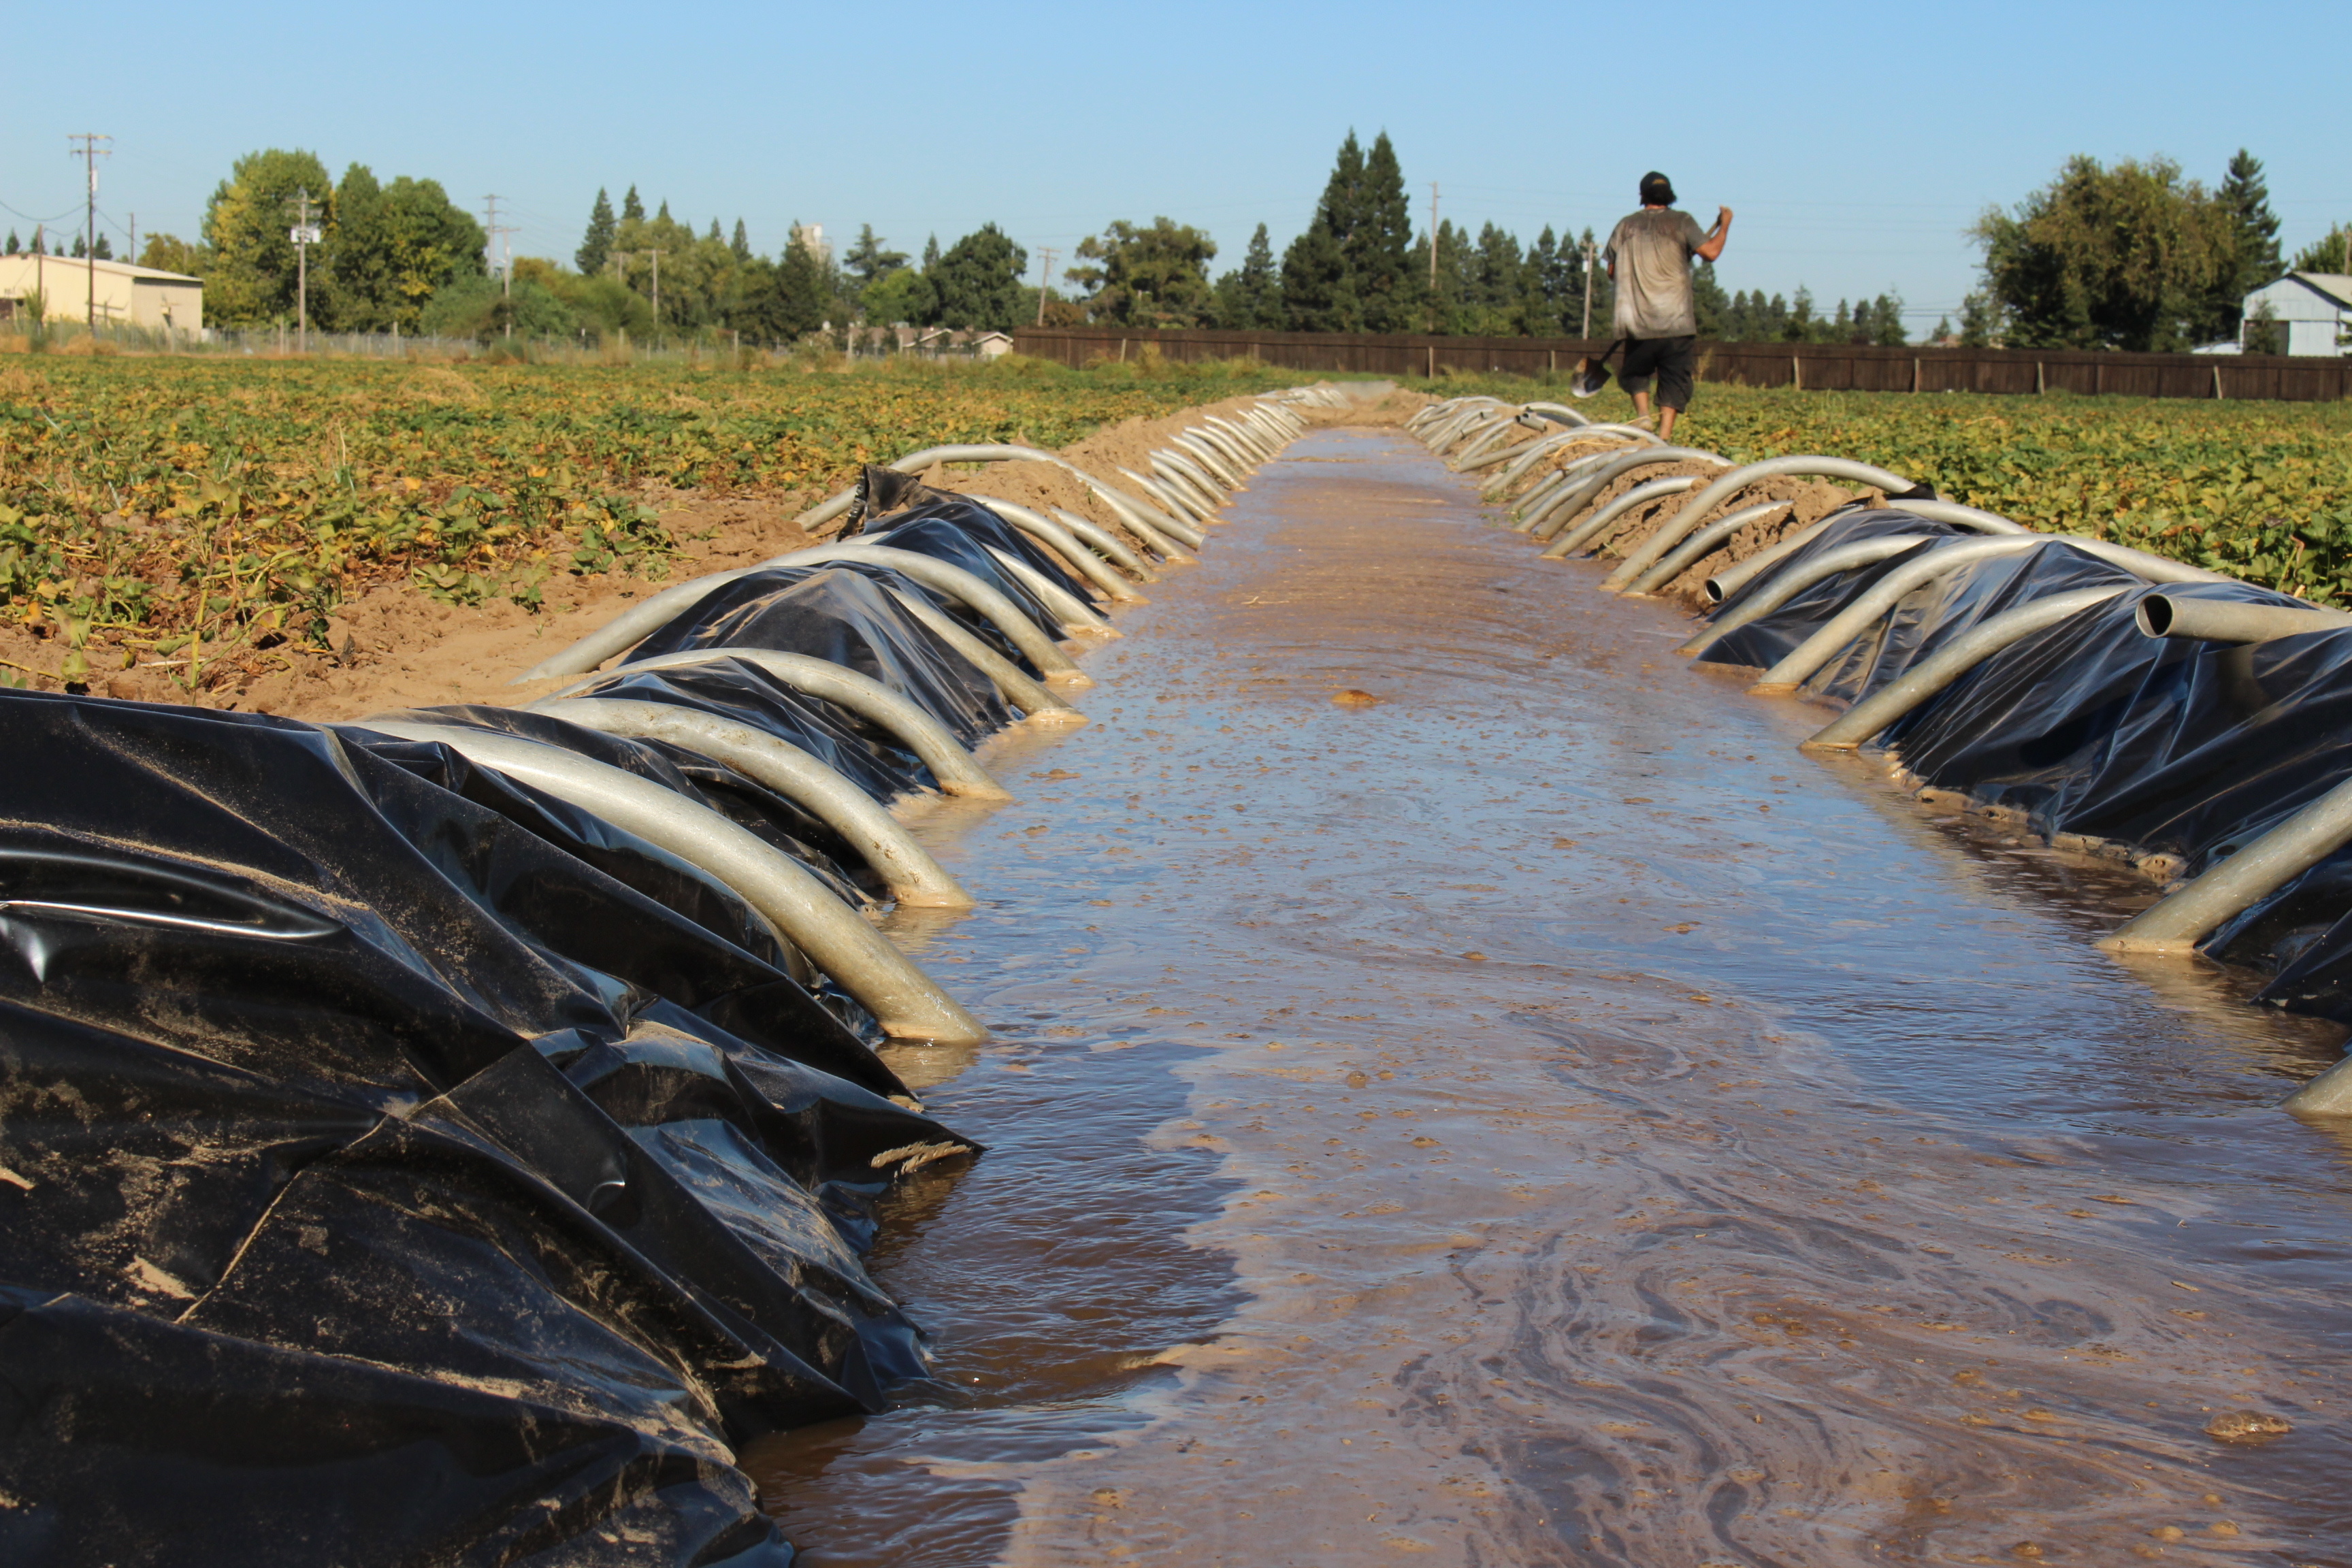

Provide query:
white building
left=0, top=254, right=203, bottom=331
left=2240, top=272, right=2349, bottom=357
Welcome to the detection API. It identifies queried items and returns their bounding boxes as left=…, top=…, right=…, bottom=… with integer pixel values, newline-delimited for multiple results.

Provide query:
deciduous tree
left=1972, top=154, right=2237, bottom=352
left=931, top=223, right=1027, bottom=331
left=202, top=148, right=339, bottom=326
left=1068, top=217, right=1218, bottom=327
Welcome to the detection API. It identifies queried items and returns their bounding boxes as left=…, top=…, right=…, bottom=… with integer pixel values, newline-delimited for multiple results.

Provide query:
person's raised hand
left=1717, top=206, right=1734, bottom=225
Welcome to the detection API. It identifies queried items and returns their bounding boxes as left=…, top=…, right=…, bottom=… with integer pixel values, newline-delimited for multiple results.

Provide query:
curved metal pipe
left=987, top=545, right=1115, bottom=636
left=792, top=443, right=1182, bottom=550
left=883, top=587, right=1080, bottom=721
left=962, top=493, right=1143, bottom=601
left=1187, top=425, right=1252, bottom=473
left=1484, top=426, right=1658, bottom=496
left=1880, top=498, right=2032, bottom=535
left=1117, top=465, right=1211, bottom=528
left=512, top=568, right=760, bottom=683
left=512, top=537, right=1084, bottom=686
left=1522, top=402, right=1593, bottom=427
left=1450, top=415, right=1540, bottom=470
left=2102, top=777, right=2352, bottom=956
left=1431, top=406, right=1518, bottom=453
left=1533, top=448, right=1729, bottom=544
left=1603, top=457, right=1923, bottom=593
left=1049, top=507, right=1156, bottom=582
left=1154, top=444, right=1228, bottom=497
left=347, top=721, right=987, bottom=1043
left=1151, top=451, right=1225, bottom=514
left=1705, top=517, right=1843, bottom=604
left=1676, top=536, right=1927, bottom=659
left=1745, top=531, right=2232, bottom=687
left=1462, top=425, right=1616, bottom=478
left=1207, top=415, right=1272, bottom=461
left=1699, top=501, right=2044, bottom=607
left=1538, top=476, right=1708, bottom=561
left=800, top=543, right=1087, bottom=683
left=1801, top=587, right=2129, bottom=751
left=1083, top=478, right=1199, bottom=553
left=1513, top=451, right=1625, bottom=534
left=2136, top=595, right=2352, bottom=642
left=1173, top=434, right=1243, bottom=489
left=1749, top=536, right=2049, bottom=691
left=540, top=645, right=1009, bottom=798
left=530, top=698, right=974, bottom=908
left=1049, top=503, right=1157, bottom=583
left=1620, top=500, right=1793, bottom=592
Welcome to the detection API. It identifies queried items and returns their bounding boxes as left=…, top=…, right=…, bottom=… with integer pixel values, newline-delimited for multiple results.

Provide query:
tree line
left=1964, top=150, right=2343, bottom=353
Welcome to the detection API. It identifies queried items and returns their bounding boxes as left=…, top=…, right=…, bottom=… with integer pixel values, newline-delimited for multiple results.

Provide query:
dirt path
left=751, top=428, right=2352, bottom=1567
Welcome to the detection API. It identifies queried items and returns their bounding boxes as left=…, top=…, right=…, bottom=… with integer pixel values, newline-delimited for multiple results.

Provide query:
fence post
left=2213, top=366, right=2223, bottom=399
left=2036, top=361, right=2045, bottom=395
left=1791, top=354, right=1801, bottom=391
left=1912, top=357, right=1921, bottom=393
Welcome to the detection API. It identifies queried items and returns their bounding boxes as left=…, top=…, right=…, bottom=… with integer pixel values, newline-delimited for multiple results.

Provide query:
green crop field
left=1431, top=374, right=2352, bottom=605
left=0, top=353, right=1301, bottom=687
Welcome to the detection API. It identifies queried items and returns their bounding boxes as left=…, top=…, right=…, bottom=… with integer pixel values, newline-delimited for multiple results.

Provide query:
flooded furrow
left=751, top=429, right=2352, bottom=1566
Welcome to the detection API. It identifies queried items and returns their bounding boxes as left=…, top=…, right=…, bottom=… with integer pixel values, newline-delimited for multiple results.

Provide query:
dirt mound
left=1541, top=463, right=1886, bottom=606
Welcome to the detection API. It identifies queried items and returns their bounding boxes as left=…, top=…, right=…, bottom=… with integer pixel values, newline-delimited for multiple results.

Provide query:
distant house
left=2240, top=272, right=2350, bottom=357
left=973, top=330, right=1014, bottom=359
left=0, top=254, right=203, bottom=331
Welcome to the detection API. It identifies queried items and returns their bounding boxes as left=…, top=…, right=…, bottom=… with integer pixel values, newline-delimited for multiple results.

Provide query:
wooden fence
left=1008, top=326, right=2352, bottom=404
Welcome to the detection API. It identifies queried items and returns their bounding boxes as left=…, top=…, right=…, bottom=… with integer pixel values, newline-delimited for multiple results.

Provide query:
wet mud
left=751, top=430, right=2352, bottom=1566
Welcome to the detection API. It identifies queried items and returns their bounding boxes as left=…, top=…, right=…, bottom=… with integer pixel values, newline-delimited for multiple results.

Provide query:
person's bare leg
left=1631, top=390, right=1652, bottom=428
left=1659, top=405, right=1679, bottom=441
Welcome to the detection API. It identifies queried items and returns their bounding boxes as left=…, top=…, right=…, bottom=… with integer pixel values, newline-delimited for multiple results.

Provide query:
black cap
left=1639, top=172, right=1676, bottom=206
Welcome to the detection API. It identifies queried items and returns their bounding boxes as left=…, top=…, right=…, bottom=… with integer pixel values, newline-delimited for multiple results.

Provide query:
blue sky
left=5, top=0, right=2343, bottom=331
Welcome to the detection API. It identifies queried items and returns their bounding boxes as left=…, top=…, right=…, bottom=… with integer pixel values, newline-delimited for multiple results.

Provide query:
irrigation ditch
left=13, top=378, right=2352, bottom=1564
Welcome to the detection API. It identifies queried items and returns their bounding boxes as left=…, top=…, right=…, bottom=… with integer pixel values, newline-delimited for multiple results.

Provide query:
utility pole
left=69, top=134, right=112, bottom=333
left=127, top=213, right=135, bottom=265
left=1427, top=182, right=1439, bottom=332
left=483, top=195, right=517, bottom=334
left=1581, top=237, right=1595, bottom=340
left=1034, top=246, right=1058, bottom=326
left=648, top=248, right=664, bottom=329
left=287, top=187, right=322, bottom=354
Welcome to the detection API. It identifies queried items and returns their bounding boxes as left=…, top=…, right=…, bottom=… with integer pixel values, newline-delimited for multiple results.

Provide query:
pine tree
left=706, top=218, right=722, bottom=243
left=921, top=233, right=941, bottom=272
left=1353, top=132, right=1414, bottom=331
left=1281, top=133, right=1367, bottom=331
left=93, top=235, right=113, bottom=260
left=2212, top=149, right=2283, bottom=337
left=1215, top=223, right=1281, bottom=328
left=731, top=220, right=751, bottom=262
left=70, top=235, right=87, bottom=258
left=621, top=186, right=645, bottom=223
left=655, top=199, right=671, bottom=223
left=1691, top=261, right=1729, bottom=338
left=577, top=188, right=615, bottom=274
left=3, top=231, right=16, bottom=255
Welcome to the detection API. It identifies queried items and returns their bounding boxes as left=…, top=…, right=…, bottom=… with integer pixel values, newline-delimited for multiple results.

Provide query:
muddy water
left=749, top=430, right=2352, bottom=1566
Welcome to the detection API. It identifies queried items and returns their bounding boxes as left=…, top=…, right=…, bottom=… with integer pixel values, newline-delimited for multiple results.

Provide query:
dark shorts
left=1620, top=335, right=1697, bottom=408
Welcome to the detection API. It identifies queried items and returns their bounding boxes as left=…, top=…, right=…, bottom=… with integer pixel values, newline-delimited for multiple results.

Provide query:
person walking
left=1602, top=173, right=1731, bottom=440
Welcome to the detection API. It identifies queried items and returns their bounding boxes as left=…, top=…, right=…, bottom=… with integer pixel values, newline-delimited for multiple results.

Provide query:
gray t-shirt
left=1603, top=208, right=1708, bottom=339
